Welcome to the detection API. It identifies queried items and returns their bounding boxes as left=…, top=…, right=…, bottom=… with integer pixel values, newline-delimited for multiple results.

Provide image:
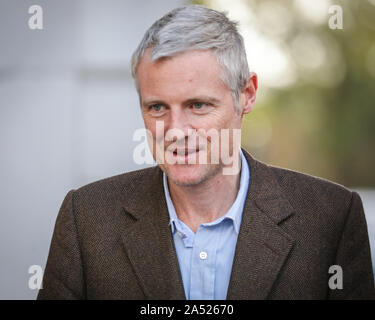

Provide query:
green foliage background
left=195, top=0, right=375, bottom=187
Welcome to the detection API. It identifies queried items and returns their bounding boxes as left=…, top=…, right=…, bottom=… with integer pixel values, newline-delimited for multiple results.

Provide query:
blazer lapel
left=119, top=150, right=295, bottom=300
left=120, top=168, right=186, bottom=300
left=226, top=151, right=295, bottom=299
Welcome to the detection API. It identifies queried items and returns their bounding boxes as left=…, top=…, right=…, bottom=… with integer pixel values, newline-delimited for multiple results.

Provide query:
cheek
left=143, top=117, right=158, bottom=137
left=204, top=108, right=238, bottom=130
left=193, top=110, right=227, bottom=129
left=144, top=118, right=168, bottom=144
left=222, top=105, right=242, bottom=128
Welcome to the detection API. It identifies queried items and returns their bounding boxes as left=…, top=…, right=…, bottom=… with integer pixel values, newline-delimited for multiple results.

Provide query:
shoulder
left=244, top=146, right=356, bottom=223
left=264, top=162, right=354, bottom=220
left=249, top=159, right=362, bottom=255
left=68, top=165, right=162, bottom=210
left=270, top=163, right=352, bottom=200
left=243, top=148, right=354, bottom=213
left=77, top=165, right=159, bottom=190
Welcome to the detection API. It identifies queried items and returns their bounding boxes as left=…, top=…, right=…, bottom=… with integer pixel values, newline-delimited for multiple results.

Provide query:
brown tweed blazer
left=37, top=149, right=375, bottom=299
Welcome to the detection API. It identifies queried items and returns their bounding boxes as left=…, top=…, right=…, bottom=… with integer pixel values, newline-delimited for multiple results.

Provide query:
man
left=38, top=5, right=374, bottom=299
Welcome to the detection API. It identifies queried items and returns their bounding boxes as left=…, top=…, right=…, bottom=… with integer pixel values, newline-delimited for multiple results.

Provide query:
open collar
left=120, top=149, right=295, bottom=299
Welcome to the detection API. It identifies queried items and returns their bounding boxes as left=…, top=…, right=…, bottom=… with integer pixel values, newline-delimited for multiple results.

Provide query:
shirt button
left=199, top=251, right=208, bottom=260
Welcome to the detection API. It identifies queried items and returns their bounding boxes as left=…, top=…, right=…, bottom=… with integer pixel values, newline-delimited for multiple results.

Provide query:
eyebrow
left=183, top=96, right=221, bottom=106
left=142, top=96, right=221, bottom=108
left=142, top=99, right=165, bottom=108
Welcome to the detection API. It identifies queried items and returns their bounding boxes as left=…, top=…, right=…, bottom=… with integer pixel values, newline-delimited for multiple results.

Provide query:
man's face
left=137, top=49, right=249, bottom=186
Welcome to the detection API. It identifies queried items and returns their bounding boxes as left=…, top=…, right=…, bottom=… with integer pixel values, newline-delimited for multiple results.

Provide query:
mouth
left=172, top=148, right=199, bottom=156
left=164, top=147, right=202, bottom=164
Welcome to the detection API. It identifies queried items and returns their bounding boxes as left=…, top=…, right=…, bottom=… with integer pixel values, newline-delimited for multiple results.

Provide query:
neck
left=168, top=158, right=242, bottom=233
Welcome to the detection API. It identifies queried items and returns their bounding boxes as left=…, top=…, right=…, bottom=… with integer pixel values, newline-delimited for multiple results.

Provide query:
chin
left=162, top=163, right=221, bottom=187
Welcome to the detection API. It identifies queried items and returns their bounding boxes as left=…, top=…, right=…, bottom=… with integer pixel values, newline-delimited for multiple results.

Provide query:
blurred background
left=0, top=0, right=374, bottom=299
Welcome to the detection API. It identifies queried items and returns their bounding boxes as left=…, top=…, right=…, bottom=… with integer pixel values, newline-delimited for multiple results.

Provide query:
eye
left=150, top=104, right=163, bottom=112
left=146, top=104, right=167, bottom=117
left=192, top=102, right=206, bottom=110
left=190, top=102, right=213, bottom=114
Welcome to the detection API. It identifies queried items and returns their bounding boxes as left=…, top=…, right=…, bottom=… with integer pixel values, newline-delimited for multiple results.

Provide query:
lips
left=173, top=148, right=199, bottom=156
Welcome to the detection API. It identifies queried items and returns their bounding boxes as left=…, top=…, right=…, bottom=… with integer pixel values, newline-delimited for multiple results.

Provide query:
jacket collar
left=120, top=149, right=295, bottom=299
left=226, top=149, right=295, bottom=299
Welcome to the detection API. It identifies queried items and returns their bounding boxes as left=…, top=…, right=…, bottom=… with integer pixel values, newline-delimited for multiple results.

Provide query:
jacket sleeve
left=37, top=190, right=86, bottom=300
left=329, top=191, right=375, bottom=299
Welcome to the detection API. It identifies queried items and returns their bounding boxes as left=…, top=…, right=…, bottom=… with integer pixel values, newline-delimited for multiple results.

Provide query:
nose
left=166, top=106, right=191, bottom=138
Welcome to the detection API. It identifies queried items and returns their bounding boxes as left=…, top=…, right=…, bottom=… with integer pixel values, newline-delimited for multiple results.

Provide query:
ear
left=241, top=72, right=258, bottom=115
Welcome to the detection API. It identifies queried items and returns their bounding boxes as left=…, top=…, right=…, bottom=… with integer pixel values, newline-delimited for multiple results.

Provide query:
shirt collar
left=163, top=148, right=250, bottom=235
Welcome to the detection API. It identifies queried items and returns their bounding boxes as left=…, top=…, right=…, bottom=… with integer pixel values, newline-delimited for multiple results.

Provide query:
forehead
left=137, top=48, right=229, bottom=100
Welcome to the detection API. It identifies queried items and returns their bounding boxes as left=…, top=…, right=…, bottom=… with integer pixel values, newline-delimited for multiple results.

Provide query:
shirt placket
left=189, top=226, right=217, bottom=300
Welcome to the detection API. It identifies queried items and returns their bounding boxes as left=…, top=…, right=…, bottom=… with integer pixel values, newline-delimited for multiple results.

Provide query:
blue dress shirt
left=163, top=149, right=250, bottom=300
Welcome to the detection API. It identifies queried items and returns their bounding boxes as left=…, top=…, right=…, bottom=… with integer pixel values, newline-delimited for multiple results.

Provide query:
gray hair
left=131, top=5, right=250, bottom=110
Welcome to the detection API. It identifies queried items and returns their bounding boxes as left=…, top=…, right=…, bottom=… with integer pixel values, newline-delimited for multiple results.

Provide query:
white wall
left=0, top=0, right=185, bottom=299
